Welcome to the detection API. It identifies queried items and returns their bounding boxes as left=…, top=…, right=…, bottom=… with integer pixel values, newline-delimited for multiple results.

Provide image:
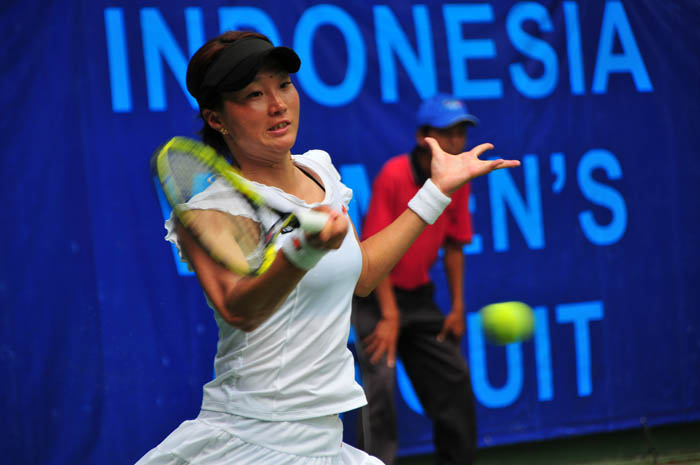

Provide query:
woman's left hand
left=426, top=137, right=521, bottom=196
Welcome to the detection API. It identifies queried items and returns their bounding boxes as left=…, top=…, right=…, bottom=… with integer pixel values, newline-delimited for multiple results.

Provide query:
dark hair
left=186, top=30, right=270, bottom=159
left=417, top=125, right=432, bottom=136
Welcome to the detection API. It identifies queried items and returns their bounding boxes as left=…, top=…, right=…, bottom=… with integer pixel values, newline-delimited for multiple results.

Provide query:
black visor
left=202, top=37, right=301, bottom=93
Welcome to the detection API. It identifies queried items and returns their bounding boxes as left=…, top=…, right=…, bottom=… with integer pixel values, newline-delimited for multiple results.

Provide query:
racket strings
left=168, top=151, right=217, bottom=201
left=163, top=148, right=270, bottom=274
left=179, top=207, right=266, bottom=273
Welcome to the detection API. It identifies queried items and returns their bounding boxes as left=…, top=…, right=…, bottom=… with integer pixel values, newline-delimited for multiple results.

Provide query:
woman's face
left=219, top=67, right=300, bottom=165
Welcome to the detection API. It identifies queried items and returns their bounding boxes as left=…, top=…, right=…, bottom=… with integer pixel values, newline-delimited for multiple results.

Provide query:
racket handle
left=295, top=209, right=330, bottom=233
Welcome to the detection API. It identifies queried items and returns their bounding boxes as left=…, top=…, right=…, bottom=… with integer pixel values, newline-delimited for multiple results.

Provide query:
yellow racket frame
left=155, top=136, right=291, bottom=276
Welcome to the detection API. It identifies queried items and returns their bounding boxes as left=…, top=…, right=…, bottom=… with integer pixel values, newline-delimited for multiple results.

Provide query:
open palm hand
left=426, top=137, right=521, bottom=195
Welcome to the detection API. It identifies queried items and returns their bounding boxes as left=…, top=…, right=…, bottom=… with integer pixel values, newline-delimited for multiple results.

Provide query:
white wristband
left=407, top=179, right=452, bottom=224
left=280, top=228, right=328, bottom=270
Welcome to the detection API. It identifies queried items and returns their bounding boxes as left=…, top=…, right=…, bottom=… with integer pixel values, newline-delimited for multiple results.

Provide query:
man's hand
left=437, top=310, right=465, bottom=343
left=363, top=317, right=400, bottom=367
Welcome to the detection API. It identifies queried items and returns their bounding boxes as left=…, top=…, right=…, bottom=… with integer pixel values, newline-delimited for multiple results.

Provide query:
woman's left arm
left=354, top=139, right=519, bottom=296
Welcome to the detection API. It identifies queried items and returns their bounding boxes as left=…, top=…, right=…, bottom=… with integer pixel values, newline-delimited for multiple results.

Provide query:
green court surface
left=396, top=421, right=700, bottom=465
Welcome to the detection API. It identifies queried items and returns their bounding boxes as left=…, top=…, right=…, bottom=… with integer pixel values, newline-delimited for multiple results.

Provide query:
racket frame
left=155, top=136, right=300, bottom=276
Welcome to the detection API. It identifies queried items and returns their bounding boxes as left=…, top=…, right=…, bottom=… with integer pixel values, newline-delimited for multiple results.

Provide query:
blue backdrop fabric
left=2, top=1, right=700, bottom=464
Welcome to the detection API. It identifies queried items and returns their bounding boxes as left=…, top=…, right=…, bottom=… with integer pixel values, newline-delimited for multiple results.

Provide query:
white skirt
left=135, top=410, right=382, bottom=465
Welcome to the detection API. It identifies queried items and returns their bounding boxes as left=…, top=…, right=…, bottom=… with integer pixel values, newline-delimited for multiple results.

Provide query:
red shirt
left=361, top=154, right=473, bottom=290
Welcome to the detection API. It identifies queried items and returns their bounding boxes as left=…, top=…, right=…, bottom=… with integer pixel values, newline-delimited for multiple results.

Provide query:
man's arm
left=438, top=240, right=466, bottom=342
left=362, top=277, right=400, bottom=367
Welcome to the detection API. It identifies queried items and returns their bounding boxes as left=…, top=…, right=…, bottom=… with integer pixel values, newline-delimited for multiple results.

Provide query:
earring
left=220, top=128, right=229, bottom=135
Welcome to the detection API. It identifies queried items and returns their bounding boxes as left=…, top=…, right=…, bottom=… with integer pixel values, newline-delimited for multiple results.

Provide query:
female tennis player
left=137, top=30, right=519, bottom=465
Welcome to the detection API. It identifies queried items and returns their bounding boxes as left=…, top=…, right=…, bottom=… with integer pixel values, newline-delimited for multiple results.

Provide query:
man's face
left=425, top=121, right=469, bottom=155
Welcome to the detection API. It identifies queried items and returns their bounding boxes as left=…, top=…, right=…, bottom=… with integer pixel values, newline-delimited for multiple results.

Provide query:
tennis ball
left=480, top=301, right=534, bottom=345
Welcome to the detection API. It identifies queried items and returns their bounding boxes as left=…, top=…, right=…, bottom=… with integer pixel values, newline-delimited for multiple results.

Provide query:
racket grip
left=295, top=209, right=330, bottom=233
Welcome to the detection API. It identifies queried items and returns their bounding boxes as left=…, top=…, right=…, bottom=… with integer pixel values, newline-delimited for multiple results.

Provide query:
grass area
left=396, top=422, right=700, bottom=465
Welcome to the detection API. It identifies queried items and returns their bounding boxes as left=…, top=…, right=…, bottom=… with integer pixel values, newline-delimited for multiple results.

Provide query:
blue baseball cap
left=416, top=93, right=479, bottom=129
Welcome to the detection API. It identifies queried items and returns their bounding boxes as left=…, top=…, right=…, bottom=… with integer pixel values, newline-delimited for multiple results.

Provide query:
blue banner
left=2, top=1, right=699, bottom=464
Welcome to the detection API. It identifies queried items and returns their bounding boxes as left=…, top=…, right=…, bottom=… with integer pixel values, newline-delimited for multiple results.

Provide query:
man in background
left=353, top=93, right=479, bottom=465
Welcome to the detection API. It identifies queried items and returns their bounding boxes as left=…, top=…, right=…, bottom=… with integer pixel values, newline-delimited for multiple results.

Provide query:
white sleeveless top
left=165, top=150, right=367, bottom=421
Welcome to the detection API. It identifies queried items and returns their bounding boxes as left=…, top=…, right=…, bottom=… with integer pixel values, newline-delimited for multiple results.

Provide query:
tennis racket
left=153, top=136, right=328, bottom=276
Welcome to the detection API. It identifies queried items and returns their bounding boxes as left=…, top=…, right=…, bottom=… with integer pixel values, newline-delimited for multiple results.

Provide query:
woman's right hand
left=306, top=206, right=348, bottom=250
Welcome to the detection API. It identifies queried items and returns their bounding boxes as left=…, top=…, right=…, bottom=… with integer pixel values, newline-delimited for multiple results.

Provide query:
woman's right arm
left=176, top=206, right=348, bottom=332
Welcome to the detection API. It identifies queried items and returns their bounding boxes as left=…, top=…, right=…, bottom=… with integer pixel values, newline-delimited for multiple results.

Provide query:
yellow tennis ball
left=480, top=301, right=534, bottom=345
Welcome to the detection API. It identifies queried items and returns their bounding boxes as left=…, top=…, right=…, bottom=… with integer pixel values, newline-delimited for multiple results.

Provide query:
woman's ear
left=202, top=109, right=224, bottom=132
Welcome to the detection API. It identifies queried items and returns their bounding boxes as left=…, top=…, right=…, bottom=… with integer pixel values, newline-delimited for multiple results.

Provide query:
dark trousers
left=351, top=284, right=477, bottom=465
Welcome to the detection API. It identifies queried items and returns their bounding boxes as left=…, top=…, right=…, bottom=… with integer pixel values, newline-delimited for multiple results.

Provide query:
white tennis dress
left=137, top=150, right=381, bottom=464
